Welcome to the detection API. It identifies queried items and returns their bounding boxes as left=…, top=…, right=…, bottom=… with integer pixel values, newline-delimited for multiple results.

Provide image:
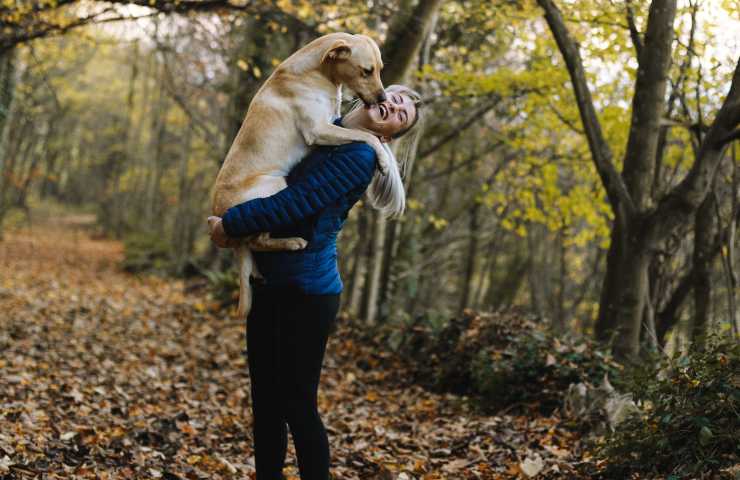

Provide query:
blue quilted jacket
left=221, top=138, right=377, bottom=295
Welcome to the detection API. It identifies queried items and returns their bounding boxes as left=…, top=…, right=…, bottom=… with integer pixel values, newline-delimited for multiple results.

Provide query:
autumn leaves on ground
left=0, top=217, right=586, bottom=480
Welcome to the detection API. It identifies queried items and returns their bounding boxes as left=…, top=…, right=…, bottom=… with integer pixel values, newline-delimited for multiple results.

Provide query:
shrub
left=595, top=338, right=740, bottom=479
left=469, top=318, right=620, bottom=414
left=393, top=309, right=621, bottom=414
left=122, top=232, right=171, bottom=274
left=203, top=268, right=239, bottom=307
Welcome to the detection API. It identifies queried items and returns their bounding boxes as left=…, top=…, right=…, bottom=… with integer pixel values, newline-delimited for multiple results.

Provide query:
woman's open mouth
left=378, top=103, right=388, bottom=120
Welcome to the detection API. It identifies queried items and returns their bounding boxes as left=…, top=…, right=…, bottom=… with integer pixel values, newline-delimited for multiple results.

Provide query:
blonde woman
left=208, top=85, right=422, bottom=480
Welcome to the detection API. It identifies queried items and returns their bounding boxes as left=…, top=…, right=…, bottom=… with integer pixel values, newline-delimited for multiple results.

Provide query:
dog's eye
left=362, top=67, right=373, bottom=77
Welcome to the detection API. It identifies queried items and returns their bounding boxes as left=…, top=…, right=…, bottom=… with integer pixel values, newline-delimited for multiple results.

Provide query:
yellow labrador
left=210, top=32, right=388, bottom=317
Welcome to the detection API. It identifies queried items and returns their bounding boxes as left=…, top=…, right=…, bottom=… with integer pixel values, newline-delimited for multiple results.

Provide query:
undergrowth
left=594, top=337, right=740, bottom=479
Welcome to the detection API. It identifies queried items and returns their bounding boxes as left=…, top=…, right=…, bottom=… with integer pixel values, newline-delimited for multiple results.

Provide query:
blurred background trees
left=1, top=0, right=738, bottom=362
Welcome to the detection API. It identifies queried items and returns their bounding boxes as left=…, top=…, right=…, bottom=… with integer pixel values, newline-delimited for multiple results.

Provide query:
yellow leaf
left=428, top=214, right=448, bottom=230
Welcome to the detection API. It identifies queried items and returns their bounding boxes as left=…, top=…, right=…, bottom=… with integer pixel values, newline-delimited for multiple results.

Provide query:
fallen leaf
left=520, top=454, right=544, bottom=478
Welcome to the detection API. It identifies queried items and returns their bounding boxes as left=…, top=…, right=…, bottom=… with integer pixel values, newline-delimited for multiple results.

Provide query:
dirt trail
left=0, top=221, right=583, bottom=479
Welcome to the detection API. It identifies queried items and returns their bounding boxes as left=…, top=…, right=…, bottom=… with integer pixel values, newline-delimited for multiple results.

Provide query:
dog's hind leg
left=248, top=233, right=307, bottom=252
left=239, top=175, right=309, bottom=252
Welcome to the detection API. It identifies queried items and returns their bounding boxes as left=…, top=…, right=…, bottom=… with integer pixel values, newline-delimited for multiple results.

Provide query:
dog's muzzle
left=361, top=90, right=387, bottom=107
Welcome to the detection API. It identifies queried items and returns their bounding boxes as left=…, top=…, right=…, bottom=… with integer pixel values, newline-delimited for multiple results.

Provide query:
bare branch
left=418, top=98, right=499, bottom=160
left=1, top=0, right=318, bottom=54
left=547, top=100, right=584, bottom=134
left=158, top=49, right=222, bottom=154
left=536, top=0, right=636, bottom=218
left=719, top=128, right=740, bottom=147
left=651, top=57, right=740, bottom=239
left=420, top=140, right=504, bottom=181
left=654, top=13, right=699, bottom=198
left=690, top=2, right=704, bottom=134
left=625, top=0, right=643, bottom=58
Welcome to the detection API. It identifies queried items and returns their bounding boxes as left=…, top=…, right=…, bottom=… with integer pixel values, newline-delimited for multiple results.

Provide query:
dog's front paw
left=286, top=238, right=308, bottom=250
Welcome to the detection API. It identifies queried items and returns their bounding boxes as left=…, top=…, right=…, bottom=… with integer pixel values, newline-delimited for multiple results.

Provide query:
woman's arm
left=221, top=143, right=376, bottom=238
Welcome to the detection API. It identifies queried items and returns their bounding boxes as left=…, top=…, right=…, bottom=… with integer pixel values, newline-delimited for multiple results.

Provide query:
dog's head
left=321, top=34, right=386, bottom=106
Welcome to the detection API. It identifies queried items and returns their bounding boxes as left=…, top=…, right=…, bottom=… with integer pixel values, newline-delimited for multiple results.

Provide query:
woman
left=208, top=84, right=422, bottom=480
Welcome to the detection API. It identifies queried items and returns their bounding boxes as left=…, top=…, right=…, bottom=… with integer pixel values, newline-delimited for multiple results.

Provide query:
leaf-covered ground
left=0, top=218, right=589, bottom=479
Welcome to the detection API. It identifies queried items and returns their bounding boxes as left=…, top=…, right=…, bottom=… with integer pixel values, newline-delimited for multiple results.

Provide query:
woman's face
left=348, top=90, right=417, bottom=141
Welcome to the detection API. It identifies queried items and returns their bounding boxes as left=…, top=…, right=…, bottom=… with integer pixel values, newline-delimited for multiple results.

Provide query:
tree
left=0, top=48, right=16, bottom=235
left=537, top=0, right=740, bottom=359
left=0, top=0, right=316, bottom=55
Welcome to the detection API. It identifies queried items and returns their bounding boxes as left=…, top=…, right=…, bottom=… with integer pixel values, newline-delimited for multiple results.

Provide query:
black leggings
left=246, top=283, right=340, bottom=480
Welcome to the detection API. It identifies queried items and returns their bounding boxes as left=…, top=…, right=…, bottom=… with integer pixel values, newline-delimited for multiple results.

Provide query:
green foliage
left=0, top=207, right=28, bottom=233
left=596, top=339, right=740, bottom=478
left=203, top=268, right=239, bottom=307
left=469, top=319, right=620, bottom=413
left=395, top=310, right=620, bottom=414
left=122, top=232, right=171, bottom=274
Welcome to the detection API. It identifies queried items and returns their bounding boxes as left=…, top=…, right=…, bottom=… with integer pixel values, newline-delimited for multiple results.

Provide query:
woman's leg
left=279, top=291, right=340, bottom=480
left=246, top=285, right=289, bottom=479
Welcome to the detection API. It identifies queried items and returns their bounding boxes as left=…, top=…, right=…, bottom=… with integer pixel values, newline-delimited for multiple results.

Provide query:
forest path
left=0, top=218, right=585, bottom=480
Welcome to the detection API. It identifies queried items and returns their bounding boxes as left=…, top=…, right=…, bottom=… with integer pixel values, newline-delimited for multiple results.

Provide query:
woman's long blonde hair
left=345, top=84, right=423, bottom=218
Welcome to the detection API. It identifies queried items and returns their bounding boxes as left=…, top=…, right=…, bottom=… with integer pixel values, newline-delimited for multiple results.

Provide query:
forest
left=0, top=0, right=738, bottom=479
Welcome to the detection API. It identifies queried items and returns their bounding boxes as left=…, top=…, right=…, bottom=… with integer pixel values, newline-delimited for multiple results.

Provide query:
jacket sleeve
left=221, top=143, right=377, bottom=237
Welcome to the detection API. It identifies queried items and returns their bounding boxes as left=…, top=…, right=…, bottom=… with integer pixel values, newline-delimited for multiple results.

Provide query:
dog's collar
left=332, top=116, right=344, bottom=127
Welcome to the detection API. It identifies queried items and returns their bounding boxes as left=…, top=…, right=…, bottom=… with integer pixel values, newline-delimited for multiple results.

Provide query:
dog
left=210, top=32, right=389, bottom=317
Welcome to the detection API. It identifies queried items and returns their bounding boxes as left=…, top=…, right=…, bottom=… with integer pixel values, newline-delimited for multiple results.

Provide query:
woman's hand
left=207, top=216, right=241, bottom=248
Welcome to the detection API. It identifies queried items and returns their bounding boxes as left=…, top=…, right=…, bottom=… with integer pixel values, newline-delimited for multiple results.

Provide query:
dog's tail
left=236, top=245, right=253, bottom=317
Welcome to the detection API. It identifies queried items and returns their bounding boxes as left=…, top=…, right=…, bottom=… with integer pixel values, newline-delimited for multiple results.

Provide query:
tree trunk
left=569, top=246, right=605, bottom=331
left=723, top=144, right=739, bottom=337
left=360, top=209, right=378, bottom=322
left=656, top=269, right=693, bottom=345
left=474, top=229, right=502, bottom=309
left=0, top=47, right=17, bottom=234
left=655, top=196, right=740, bottom=345
left=609, top=0, right=678, bottom=360
left=595, top=210, right=627, bottom=343
left=489, top=246, right=529, bottom=310
left=459, top=202, right=480, bottom=312
left=527, top=224, right=550, bottom=319
left=555, top=225, right=568, bottom=331
left=691, top=193, right=717, bottom=348
left=362, top=209, right=386, bottom=325
left=0, top=47, right=16, bottom=138
left=114, top=42, right=140, bottom=237
left=381, top=0, right=444, bottom=85
left=347, top=208, right=369, bottom=316
left=612, top=228, right=652, bottom=359
left=172, top=124, right=194, bottom=272
left=145, top=76, right=168, bottom=226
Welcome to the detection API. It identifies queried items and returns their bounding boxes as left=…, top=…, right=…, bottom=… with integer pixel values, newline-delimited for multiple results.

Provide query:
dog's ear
left=322, top=40, right=352, bottom=63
